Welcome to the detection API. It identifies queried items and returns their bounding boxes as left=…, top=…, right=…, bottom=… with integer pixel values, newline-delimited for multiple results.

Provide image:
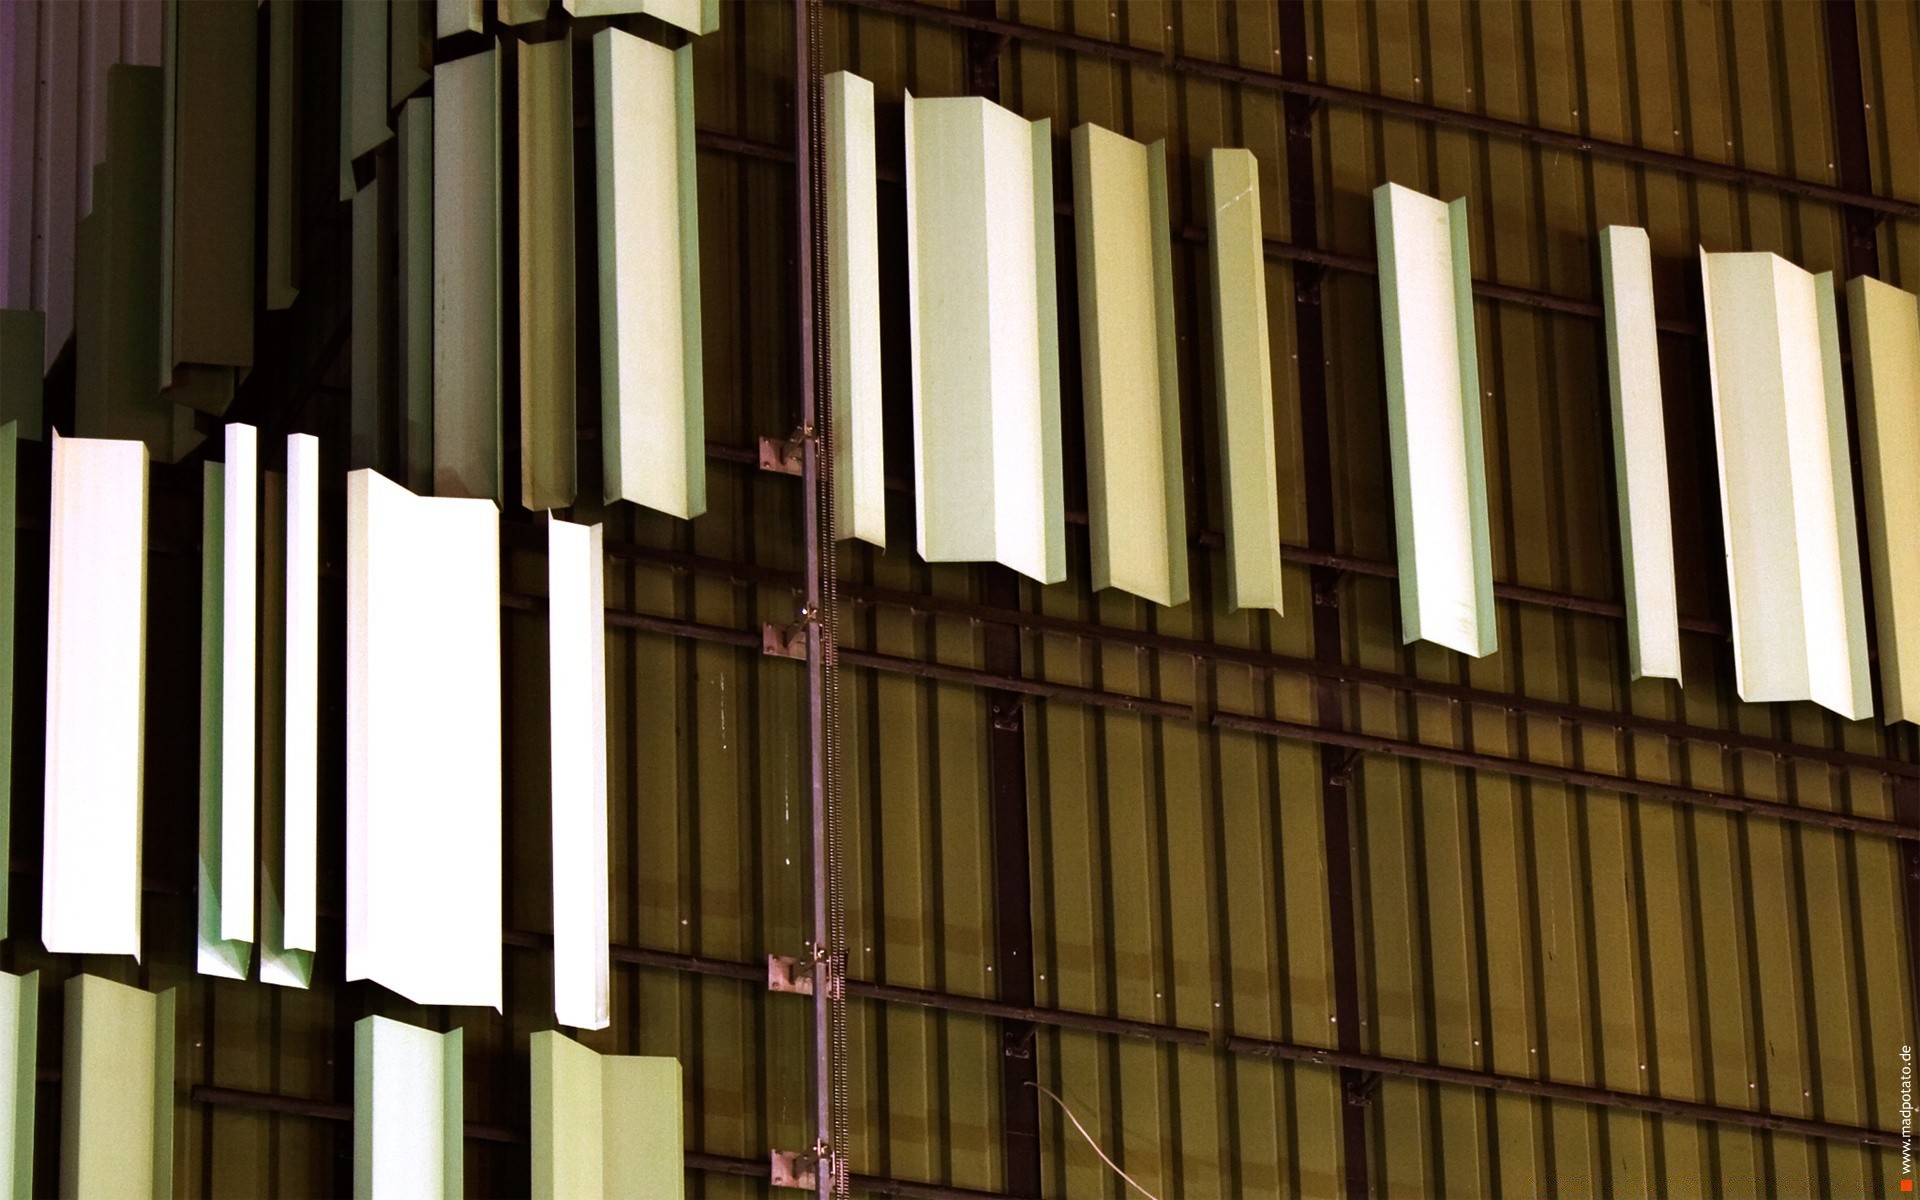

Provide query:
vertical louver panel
left=398, top=97, right=433, bottom=493
left=43, top=434, right=148, bottom=958
left=565, top=0, right=719, bottom=35
left=549, top=516, right=609, bottom=1030
left=519, top=37, right=576, bottom=512
left=1598, top=225, right=1681, bottom=681
left=347, top=469, right=501, bottom=1009
left=389, top=0, right=430, bottom=109
left=826, top=71, right=884, bottom=548
left=904, top=94, right=1064, bottom=584
left=159, top=0, right=255, bottom=415
left=435, top=0, right=481, bottom=38
left=1206, top=148, right=1282, bottom=614
left=60, top=975, right=174, bottom=1200
left=1372, top=182, right=1495, bottom=656
left=339, top=0, right=388, bottom=201
left=1847, top=275, right=1920, bottom=724
left=0, top=427, right=12, bottom=940
left=350, top=175, right=390, bottom=473
left=1700, top=251, right=1871, bottom=718
left=258, top=438, right=314, bottom=988
left=90, top=66, right=174, bottom=459
left=531, top=1031, right=684, bottom=1200
left=0, top=313, right=41, bottom=438
left=1072, top=122, right=1187, bottom=606
left=0, top=971, right=36, bottom=1200
left=197, top=424, right=257, bottom=979
left=354, top=1017, right=462, bottom=1200
left=594, top=29, right=704, bottom=518
left=433, top=49, right=501, bottom=502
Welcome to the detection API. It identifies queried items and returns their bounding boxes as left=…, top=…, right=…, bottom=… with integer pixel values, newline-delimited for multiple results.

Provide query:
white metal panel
left=1372, top=182, right=1495, bottom=656
left=1699, top=250, right=1872, bottom=717
left=354, top=1017, right=462, bottom=1200
left=1848, top=275, right=1920, bottom=724
left=904, top=93, right=1064, bottom=584
left=197, top=425, right=257, bottom=978
left=1598, top=225, right=1680, bottom=681
left=264, top=431, right=320, bottom=986
left=1071, top=121, right=1186, bottom=606
left=826, top=70, right=884, bottom=548
left=593, top=29, right=704, bottom=519
left=347, top=469, right=502, bottom=1009
left=43, top=433, right=147, bottom=958
left=548, top=515, right=608, bottom=1031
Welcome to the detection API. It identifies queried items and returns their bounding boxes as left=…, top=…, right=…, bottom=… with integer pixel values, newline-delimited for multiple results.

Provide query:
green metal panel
left=60, top=975, right=175, bottom=1200
left=1070, top=121, right=1187, bottom=606
left=159, top=0, right=255, bottom=416
left=825, top=70, right=884, bottom=549
left=265, top=0, right=298, bottom=310
left=0, top=315, right=40, bottom=440
left=499, top=0, right=548, bottom=26
left=435, top=0, right=482, bottom=38
left=1847, top=275, right=1920, bottom=724
left=353, top=1017, right=462, bottom=1200
left=518, top=36, right=577, bottom=512
left=593, top=30, right=704, bottom=518
left=340, top=0, right=390, bottom=202
left=566, top=0, right=719, bottom=36
left=92, top=67, right=172, bottom=460
left=531, top=1031, right=684, bottom=1199
left=432, top=49, right=501, bottom=502
left=388, top=0, right=430, bottom=110
left=0, top=972, right=35, bottom=1200
left=350, top=175, right=390, bottom=473
left=1206, top=147, right=1283, bottom=614
left=398, top=98, right=434, bottom=494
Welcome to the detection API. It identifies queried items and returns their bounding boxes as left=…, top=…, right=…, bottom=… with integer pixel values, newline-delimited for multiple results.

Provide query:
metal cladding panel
left=432, top=48, right=502, bottom=503
left=593, top=29, right=706, bottom=519
left=549, top=517, right=609, bottom=1031
left=353, top=1018, right=462, bottom=1200
left=904, top=93, right=1065, bottom=584
left=530, top=1031, right=684, bottom=1199
left=518, top=37, right=578, bottom=513
left=0, top=971, right=36, bottom=1200
left=43, top=433, right=148, bottom=960
left=398, top=96, right=434, bottom=494
left=61, top=975, right=174, bottom=1200
left=825, top=70, right=886, bottom=549
left=566, top=0, right=720, bottom=36
left=1599, top=225, right=1681, bottom=681
left=1071, top=121, right=1188, bottom=607
left=1846, top=275, right=1920, bottom=724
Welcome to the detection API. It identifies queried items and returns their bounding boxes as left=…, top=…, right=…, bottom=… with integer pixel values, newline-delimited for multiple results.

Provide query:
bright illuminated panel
left=433, top=50, right=501, bottom=502
left=197, top=424, right=258, bottom=978
left=0, top=971, right=37, bottom=1200
left=1599, top=226, right=1680, bottom=681
left=262, top=433, right=319, bottom=987
left=1372, top=182, right=1495, bottom=656
left=43, top=434, right=149, bottom=958
left=594, top=29, right=704, bottom=519
left=565, top=0, right=718, bottom=34
left=1700, top=251, right=1871, bottom=717
left=1072, top=122, right=1186, bottom=606
left=354, top=1017, right=463, bottom=1200
left=549, top=516, right=609, bottom=1030
left=826, top=71, right=884, bottom=548
left=347, top=470, right=502, bottom=1008
left=60, top=976, right=174, bottom=1200
left=904, top=93, right=1064, bottom=584
left=1847, top=276, right=1920, bottom=724
left=1206, top=149, right=1283, bottom=614
left=532, top=1031, right=684, bottom=1200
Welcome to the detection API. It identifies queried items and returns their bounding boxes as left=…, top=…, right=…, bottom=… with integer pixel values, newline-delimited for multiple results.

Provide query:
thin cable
left=1027, top=1082, right=1163, bottom=1200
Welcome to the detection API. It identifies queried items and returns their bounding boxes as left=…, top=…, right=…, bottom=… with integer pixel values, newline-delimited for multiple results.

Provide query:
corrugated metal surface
left=1, top=2, right=1917, bottom=1198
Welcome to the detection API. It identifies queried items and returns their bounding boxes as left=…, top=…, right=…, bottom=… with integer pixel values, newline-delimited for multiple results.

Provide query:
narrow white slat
left=197, top=423, right=257, bottom=978
left=354, top=1017, right=462, bottom=1200
left=826, top=71, right=884, bottom=548
left=1848, top=276, right=1920, bottom=724
left=548, top=515, right=609, bottom=1031
left=262, top=432, right=319, bottom=987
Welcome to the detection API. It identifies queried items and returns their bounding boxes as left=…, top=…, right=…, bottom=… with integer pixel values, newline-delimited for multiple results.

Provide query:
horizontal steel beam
left=838, top=0, right=1920, bottom=221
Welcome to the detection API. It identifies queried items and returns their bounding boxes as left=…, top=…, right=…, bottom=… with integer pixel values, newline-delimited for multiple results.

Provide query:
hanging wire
left=1029, top=1082, right=1164, bottom=1200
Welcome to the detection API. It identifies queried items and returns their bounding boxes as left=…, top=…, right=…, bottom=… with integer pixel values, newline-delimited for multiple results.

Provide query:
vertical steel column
left=1820, top=0, right=1920, bottom=1041
left=794, top=0, right=846, bottom=1194
left=1274, top=1, right=1371, bottom=1194
left=960, top=6, right=1043, bottom=1195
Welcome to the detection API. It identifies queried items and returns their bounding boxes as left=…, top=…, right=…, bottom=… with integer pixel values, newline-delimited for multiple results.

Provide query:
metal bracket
left=769, top=1148, right=819, bottom=1190
left=767, top=954, right=814, bottom=995
left=1002, top=1023, right=1037, bottom=1061
left=762, top=622, right=808, bottom=661
left=1344, top=1070, right=1384, bottom=1107
left=758, top=433, right=805, bottom=476
left=1326, top=747, right=1364, bottom=788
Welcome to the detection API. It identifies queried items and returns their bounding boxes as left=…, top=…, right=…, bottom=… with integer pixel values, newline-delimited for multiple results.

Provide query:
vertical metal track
left=795, top=0, right=849, bottom=1193
left=1274, top=1, right=1371, bottom=1195
left=1820, top=0, right=1920, bottom=1041
left=960, top=6, right=1044, bottom=1194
